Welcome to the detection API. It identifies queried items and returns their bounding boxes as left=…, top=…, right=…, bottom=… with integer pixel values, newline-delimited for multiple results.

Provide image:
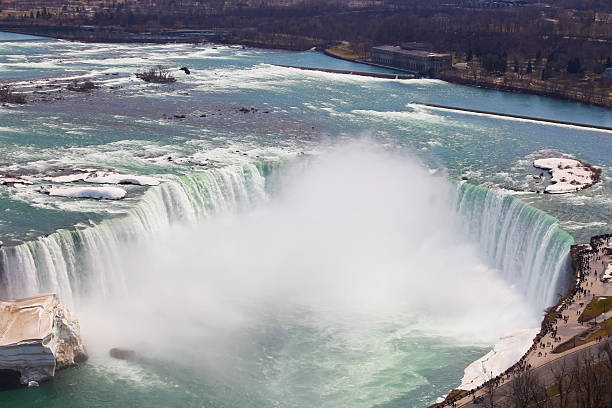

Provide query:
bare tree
left=135, top=66, right=176, bottom=83
left=573, top=350, right=607, bottom=408
left=484, top=375, right=498, bottom=408
left=598, top=338, right=612, bottom=373
left=550, top=358, right=576, bottom=408
left=507, top=368, right=533, bottom=408
left=527, top=372, right=551, bottom=408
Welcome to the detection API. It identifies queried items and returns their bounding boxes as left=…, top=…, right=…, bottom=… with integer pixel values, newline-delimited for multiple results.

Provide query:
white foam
left=559, top=221, right=608, bottom=231
left=353, top=108, right=445, bottom=124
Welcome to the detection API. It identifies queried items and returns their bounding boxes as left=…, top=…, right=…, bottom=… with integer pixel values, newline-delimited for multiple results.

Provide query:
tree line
left=1, top=0, right=610, bottom=79
left=485, top=339, right=612, bottom=408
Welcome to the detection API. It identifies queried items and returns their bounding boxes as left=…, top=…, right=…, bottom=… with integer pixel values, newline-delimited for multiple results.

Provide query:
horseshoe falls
left=0, top=165, right=573, bottom=317
left=1, top=35, right=611, bottom=408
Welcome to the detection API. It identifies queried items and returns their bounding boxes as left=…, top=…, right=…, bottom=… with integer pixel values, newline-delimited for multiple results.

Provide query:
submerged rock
left=109, top=348, right=136, bottom=361
left=0, top=294, right=87, bottom=387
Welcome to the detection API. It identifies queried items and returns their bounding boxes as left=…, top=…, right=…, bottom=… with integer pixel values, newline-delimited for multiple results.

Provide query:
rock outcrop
left=0, top=294, right=87, bottom=387
left=533, top=157, right=600, bottom=194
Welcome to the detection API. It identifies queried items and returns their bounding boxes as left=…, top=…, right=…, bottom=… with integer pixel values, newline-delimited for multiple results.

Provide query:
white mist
left=80, top=142, right=538, bottom=405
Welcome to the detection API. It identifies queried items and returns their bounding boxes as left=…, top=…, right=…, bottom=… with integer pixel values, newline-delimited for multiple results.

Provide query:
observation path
left=436, top=234, right=612, bottom=408
left=415, top=103, right=612, bottom=132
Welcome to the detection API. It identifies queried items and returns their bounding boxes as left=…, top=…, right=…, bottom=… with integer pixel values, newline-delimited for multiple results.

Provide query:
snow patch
left=533, top=158, right=598, bottom=194
left=85, top=173, right=160, bottom=186
left=41, top=186, right=127, bottom=200
left=0, top=175, right=33, bottom=186
left=459, top=328, right=538, bottom=390
left=44, top=170, right=160, bottom=186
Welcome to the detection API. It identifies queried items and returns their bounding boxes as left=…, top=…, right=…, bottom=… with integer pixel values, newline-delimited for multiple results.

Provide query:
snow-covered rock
left=0, top=294, right=87, bottom=386
left=41, top=186, right=127, bottom=200
left=43, top=173, right=90, bottom=183
left=459, top=328, right=538, bottom=390
left=0, top=175, right=33, bottom=186
left=533, top=158, right=599, bottom=194
left=44, top=170, right=160, bottom=186
left=85, top=173, right=160, bottom=186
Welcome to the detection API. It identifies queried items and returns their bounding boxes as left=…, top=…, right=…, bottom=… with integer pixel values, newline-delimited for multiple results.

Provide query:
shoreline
left=324, top=45, right=612, bottom=110
left=1, top=25, right=610, bottom=109
left=414, top=103, right=612, bottom=133
left=438, top=73, right=612, bottom=110
left=434, top=232, right=612, bottom=408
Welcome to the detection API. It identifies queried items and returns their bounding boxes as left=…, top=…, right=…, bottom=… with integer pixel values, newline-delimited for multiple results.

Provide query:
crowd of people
left=435, top=233, right=612, bottom=408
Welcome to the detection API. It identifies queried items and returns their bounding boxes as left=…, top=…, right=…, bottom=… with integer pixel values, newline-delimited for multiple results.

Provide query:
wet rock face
left=0, top=294, right=87, bottom=386
left=0, top=369, right=21, bottom=390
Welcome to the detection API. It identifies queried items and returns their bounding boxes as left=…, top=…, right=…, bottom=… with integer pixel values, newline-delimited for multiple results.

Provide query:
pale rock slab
left=0, top=294, right=87, bottom=386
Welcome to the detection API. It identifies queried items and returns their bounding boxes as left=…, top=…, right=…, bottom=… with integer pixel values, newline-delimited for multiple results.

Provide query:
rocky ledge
left=0, top=294, right=87, bottom=388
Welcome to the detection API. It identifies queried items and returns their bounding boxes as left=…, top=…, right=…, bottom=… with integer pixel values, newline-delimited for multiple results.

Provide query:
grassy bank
left=579, top=297, right=612, bottom=322
left=324, top=43, right=364, bottom=61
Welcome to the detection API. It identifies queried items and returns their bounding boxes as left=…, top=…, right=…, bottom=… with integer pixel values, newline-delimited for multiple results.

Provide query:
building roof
left=372, top=45, right=450, bottom=58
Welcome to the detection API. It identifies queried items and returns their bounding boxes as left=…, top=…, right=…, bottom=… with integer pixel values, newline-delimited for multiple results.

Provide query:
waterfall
left=0, top=163, right=272, bottom=307
left=0, top=162, right=574, bottom=316
left=454, top=182, right=574, bottom=314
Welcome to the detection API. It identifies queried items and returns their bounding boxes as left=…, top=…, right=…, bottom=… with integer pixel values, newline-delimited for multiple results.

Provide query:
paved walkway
left=446, top=235, right=612, bottom=408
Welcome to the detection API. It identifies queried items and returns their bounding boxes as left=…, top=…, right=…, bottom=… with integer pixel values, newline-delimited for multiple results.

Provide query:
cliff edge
left=0, top=293, right=87, bottom=387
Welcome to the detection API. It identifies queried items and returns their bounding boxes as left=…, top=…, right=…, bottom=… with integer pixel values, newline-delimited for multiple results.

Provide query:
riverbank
left=434, top=233, right=612, bottom=408
left=325, top=44, right=612, bottom=110
left=414, top=103, right=612, bottom=132
left=439, top=71, right=612, bottom=110
left=1, top=25, right=610, bottom=109
left=0, top=24, right=324, bottom=50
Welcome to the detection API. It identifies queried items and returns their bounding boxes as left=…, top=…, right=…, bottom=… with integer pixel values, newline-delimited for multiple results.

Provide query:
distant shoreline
left=323, top=46, right=612, bottom=110
left=1, top=25, right=610, bottom=109
left=414, top=103, right=612, bottom=132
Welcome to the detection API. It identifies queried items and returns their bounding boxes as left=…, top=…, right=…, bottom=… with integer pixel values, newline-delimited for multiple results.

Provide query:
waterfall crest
left=454, top=182, right=574, bottom=313
left=0, top=164, right=573, bottom=316
left=0, top=163, right=270, bottom=306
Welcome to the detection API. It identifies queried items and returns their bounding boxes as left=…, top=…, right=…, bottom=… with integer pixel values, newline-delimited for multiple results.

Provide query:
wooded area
left=0, top=0, right=610, bottom=105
